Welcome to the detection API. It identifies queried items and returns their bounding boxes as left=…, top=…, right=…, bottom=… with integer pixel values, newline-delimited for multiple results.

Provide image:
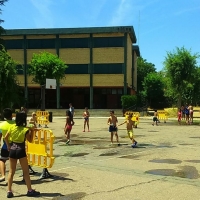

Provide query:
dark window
left=93, top=64, right=123, bottom=74
left=4, top=39, right=23, bottom=49
left=93, top=37, right=124, bottom=47
left=65, top=64, right=89, bottom=74
left=16, top=65, right=24, bottom=75
left=60, top=38, right=89, bottom=48
left=27, top=39, right=55, bottom=49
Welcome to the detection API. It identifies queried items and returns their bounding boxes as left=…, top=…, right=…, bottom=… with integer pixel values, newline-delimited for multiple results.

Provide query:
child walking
left=107, top=110, right=119, bottom=145
left=64, top=110, right=75, bottom=144
left=83, top=107, right=90, bottom=132
left=118, top=114, right=137, bottom=148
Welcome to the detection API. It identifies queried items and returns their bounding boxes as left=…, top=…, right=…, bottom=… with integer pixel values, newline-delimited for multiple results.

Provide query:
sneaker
left=117, top=143, right=120, bottom=146
left=83, top=130, right=85, bottom=132
left=27, top=190, right=40, bottom=197
left=134, top=141, right=138, bottom=146
left=131, top=142, right=137, bottom=148
left=66, top=140, right=70, bottom=144
left=7, top=191, right=14, bottom=198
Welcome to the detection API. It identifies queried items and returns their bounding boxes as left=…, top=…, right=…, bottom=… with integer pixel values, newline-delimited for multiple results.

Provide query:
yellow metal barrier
left=36, top=111, right=49, bottom=126
left=26, top=129, right=55, bottom=168
left=157, top=110, right=168, bottom=123
left=124, top=111, right=140, bottom=127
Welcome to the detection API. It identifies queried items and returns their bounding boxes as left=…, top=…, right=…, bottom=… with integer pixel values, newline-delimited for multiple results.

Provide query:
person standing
left=152, top=110, right=159, bottom=126
left=68, top=103, right=75, bottom=119
left=107, top=110, right=119, bottom=145
left=0, top=108, right=15, bottom=182
left=4, top=112, right=40, bottom=198
left=177, top=108, right=182, bottom=125
left=83, top=107, right=90, bottom=132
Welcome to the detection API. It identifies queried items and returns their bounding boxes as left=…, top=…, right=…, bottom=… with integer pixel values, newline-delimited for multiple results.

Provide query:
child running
left=83, top=107, right=90, bottom=132
left=107, top=110, right=119, bottom=145
left=118, top=114, right=137, bottom=148
left=64, top=110, right=75, bottom=144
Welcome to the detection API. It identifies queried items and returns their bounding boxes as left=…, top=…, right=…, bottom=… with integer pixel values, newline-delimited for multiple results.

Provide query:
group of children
left=64, top=107, right=138, bottom=148
left=178, top=104, right=193, bottom=125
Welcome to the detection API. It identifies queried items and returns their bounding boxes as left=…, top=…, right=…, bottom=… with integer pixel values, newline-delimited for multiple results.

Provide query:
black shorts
left=0, top=148, right=9, bottom=160
left=153, top=117, right=158, bottom=122
left=109, top=125, right=117, bottom=132
left=9, top=149, right=26, bottom=159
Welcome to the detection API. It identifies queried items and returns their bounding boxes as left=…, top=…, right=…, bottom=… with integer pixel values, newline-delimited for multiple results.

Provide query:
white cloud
left=108, top=0, right=135, bottom=26
left=30, top=0, right=54, bottom=28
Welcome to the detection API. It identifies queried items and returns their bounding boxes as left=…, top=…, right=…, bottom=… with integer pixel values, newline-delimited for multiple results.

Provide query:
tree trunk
left=177, top=95, right=182, bottom=109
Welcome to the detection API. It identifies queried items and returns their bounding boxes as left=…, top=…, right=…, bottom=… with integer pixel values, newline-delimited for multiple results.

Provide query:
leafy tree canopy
left=137, top=57, right=156, bottom=92
left=163, top=47, right=199, bottom=107
left=29, top=51, right=68, bottom=85
left=0, top=46, right=20, bottom=111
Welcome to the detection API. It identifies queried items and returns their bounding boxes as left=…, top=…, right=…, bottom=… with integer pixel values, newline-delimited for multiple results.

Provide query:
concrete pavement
left=0, top=117, right=200, bottom=200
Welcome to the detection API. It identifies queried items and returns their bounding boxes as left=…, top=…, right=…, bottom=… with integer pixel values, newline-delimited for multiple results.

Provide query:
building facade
left=1, top=26, right=140, bottom=109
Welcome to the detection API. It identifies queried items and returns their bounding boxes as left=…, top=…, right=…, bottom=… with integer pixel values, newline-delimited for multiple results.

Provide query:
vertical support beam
left=89, top=34, right=93, bottom=109
left=41, top=85, right=45, bottom=111
left=123, top=33, right=128, bottom=95
left=23, top=35, right=28, bottom=107
left=56, top=34, right=60, bottom=109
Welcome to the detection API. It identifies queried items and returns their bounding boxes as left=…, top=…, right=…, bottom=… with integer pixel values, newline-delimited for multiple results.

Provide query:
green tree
left=137, top=57, right=156, bottom=92
left=142, top=72, right=165, bottom=108
left=163, top=47, right=199, bottom=107
left=28, top=51, right=67, bottom=110
left=0, top=46, right=20, bottom=113
left=121, top=95, right=137, bottom=110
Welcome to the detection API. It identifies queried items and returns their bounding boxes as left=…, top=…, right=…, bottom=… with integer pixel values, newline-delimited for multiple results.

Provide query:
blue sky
left=1, top=0, right=200, bottom=71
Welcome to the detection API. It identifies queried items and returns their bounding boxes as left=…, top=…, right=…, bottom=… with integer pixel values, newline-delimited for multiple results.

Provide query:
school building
left=1, top=26, right=140, bottom=109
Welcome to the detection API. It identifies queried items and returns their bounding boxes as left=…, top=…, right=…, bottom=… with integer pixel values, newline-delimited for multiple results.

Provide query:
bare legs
left=0, top=159, right=6, bottom=181
left=83, top=120, right=89, bottom=132
left=110, top=132, right=119, bottom=144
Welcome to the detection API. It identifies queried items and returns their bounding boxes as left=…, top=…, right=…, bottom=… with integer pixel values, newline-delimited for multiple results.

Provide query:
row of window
left=3, top=37, right=124, bottom=49
left=17, top=64, right=123, bottom=74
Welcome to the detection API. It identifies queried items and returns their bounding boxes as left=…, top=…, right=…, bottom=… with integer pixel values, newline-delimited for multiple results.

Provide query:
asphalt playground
left=1, top=116, right=200, bottom=200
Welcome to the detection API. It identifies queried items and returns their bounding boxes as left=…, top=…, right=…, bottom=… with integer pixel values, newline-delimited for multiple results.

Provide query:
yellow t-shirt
left=8, top=125, right=29, bottom=143
left=0, top=120, right=16, bottom=143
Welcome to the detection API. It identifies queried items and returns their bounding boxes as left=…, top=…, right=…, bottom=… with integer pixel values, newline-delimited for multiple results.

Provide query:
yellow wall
left=93, top=74, right=123, bottom=87
left=7, top=50, right=24, bottom=64
left=26, top=35, right=56, bottom=39
left=60, top=74, right=90, bottom=87
left=17, top=75, right=40, bottom=87
left=0, top=36, right=23, bottom=40
left=59, top=34, right=89, bottom=38
left=60, top=48, right=90, bottom=64
left=127, top=34, right=132, bottom=87
left=93, top=47, right=124, bottom=64
left=133, top=51, right=137, bottom=91
left=27, top=49, right=57, bottom=63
